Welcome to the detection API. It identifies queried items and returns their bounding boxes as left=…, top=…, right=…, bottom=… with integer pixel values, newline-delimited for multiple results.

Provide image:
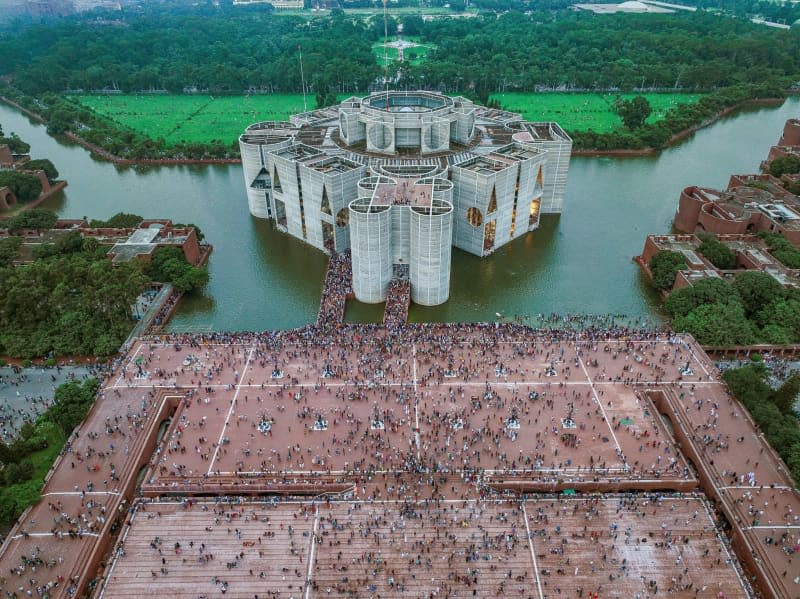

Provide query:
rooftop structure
left=573, top=0, right=675, bottom=13
left=674, top=182, right=800, bottom=245
left=638, top=233, right=800, bottom=292
left=239, top=91, right=571, bottom=305
left=0, top=219, right=204, bottom=265
left=764, top=118, right=800, bottom=168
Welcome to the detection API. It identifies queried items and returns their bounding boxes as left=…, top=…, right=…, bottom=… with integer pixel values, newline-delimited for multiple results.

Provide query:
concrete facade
left=239, top=91, right=571, bottom=305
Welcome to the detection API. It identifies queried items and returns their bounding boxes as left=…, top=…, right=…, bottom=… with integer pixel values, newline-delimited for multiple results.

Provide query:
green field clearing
left=74, top=92, right=705, bottom=147
left=75, top=94, right=313, bottom=145
left=491, top=92, right=704, bottom=133
left=372, top=36, right=434, bottom=67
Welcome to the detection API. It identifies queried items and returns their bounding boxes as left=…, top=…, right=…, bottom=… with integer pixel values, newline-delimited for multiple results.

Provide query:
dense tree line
left=723, top=365, right=800, bottom=484
left=0, top=231, right=150, bottom=357
left=0, top=378, right=98, bottom=527
left=0, top=210, right=209, bottom=357
left=399, top=11, right=799, bottom=94
left=662, top=271, right=800, bottom=345
left=0, top=13, right=380, bottom=95
left=0, top=10, right=798, bottom=97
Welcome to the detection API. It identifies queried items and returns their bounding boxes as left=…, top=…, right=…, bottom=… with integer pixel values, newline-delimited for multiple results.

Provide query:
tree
left=0, top=171, right=42, bottom=203
left=648, top=250, right=686, bottom=291
left=697, top=235, right=736, bottom=270
left=4, top=209, right=57, bottom=232
left=0, top=133, right=30, bottom=154
left=672, top=301, right=757, bottom=345
left=0, top=236, right=22, bottom=267
left=771, top=373, right=800, bottom=415
left=722, top=363, right=771, bottom=407
left=89, top=213, right=144, bottom=228
left=21, top=159, right=59, bottom=183
left=48, top=379, right=100, bottom=435
left=402, top=15, right=424, bottom=36
left=768, top=155, right=800, bottom=178
left=147, top=246, right=208, bottom=293
left=731, top=271, right=785, bottom=319
left=615, top=96, right=652, bottom=130
left=663, top=277, right=734, bottom=318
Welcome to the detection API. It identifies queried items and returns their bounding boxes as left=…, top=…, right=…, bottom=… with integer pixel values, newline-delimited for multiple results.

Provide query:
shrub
left=0, top=171, right=42, bottom=203
left=648, top=250, right=687, bottom=291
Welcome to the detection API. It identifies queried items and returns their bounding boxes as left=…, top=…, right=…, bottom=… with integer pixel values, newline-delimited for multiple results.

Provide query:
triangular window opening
left=487, top=188, right=497, bottom=214
left=320, top=187, right=332, bottom=216
left=272, top=168, right=282, bottom=192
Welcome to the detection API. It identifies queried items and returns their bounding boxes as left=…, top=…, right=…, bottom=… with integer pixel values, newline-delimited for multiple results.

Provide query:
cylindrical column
left=349, top=199, right=392, bottom=303
left=409, top=199, right=453, bottom=306
left=239, top=138, right=269, bottom=218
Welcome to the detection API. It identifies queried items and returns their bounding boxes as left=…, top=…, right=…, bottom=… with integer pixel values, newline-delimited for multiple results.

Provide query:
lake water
left=1, top=97, right=797, bottom=331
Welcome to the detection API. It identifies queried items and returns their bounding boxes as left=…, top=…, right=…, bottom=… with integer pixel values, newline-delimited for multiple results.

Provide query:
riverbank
left=3, top=91, right=791, bottom=164
left=62, top=131, right=239, bottom=166
left=571, top=97, right=787, bottom=156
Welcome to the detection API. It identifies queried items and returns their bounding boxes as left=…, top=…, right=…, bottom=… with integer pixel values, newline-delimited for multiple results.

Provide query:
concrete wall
left=349, top=200, right=392, bottom=303
left=410, top=202, right=453, bottom=306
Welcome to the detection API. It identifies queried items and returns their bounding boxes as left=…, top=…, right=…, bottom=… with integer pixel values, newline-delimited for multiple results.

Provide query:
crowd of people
left=383, top=278, right=410, bottom=327
left=3, top=311, right=795, bottom=598
left=317, top=250, right=352, bottom=327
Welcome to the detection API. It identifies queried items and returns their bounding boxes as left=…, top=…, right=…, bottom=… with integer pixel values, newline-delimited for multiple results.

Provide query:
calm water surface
left=1, top=98, right=797, bottom=331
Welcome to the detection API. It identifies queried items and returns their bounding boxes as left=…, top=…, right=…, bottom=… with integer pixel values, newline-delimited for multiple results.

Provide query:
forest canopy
left=0, top=10, right=798, bottom=96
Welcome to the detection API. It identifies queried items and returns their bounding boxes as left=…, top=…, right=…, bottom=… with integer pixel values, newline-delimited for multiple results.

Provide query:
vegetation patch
left=491, top=92, right=703, bottom=133
left=760, top=232, right=800, bottom=269
left=723, top=366, right=800, bottom=484
left=662, top=272, right=800, bottom=345
left=75, top=94, right=311, bottom=146
left=0, top=379, right=98, bottom=528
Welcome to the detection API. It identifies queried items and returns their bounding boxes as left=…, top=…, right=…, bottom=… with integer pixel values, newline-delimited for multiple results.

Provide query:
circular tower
left=349, top=198, right=393, bottom=303
left=409, top=198, right=454, bottom=306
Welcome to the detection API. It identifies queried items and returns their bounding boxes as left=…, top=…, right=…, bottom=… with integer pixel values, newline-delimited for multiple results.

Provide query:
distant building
left=639, top=233, right=799, bottom=292
left=239, top=91, right=571, bottom=306
left=232, top=0, right=304, bottom=7
left=0, top=220, right=203, bottom=266
left=573, top=1, right=675, bottom=14
left=674, top=181, right=800, bottom=245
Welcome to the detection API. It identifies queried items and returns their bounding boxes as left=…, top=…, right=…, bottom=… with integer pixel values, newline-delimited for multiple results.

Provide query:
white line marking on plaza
left=208, top=345, right=256, bottom=476
left=304, top=509, right=319, bottom=599
left=9, top=532, right=100, bottom=540
left=720, top=485, right=793, bottom=491
left=699, top=496, right=749, bottom=593
left=98, top=508, right=139, bottom=599
left=521, top=503, right=544, bottom=599
left=113, top=343, right=143, bottom=388
left=413, top=344, right=421, bottom=460
left=42, top=491, right=121, bottom=497
left=102, top=378, right=722, bottom=391
left=578, top=355, right=622, bottom=457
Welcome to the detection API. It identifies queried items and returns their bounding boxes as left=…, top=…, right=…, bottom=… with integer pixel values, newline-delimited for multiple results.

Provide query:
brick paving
left=0, top=324, right=797, bottom=598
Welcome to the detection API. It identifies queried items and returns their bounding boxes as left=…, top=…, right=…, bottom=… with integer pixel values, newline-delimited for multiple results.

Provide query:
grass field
left=75, top=94, right=314, bottom=146
left=371, top=36, right=435, bottom=67
left=491, top=92, right=703, bottom=133
left=73, top=92, right=705, bottom=147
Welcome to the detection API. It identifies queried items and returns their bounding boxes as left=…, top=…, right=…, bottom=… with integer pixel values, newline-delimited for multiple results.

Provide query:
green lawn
left=75, top=94, right=314, bottom=146
left=73, top=92, right=705, bottom=148
left=371, top=37, right=435, bottom=67
left=490, top=92, right=704, bottom=133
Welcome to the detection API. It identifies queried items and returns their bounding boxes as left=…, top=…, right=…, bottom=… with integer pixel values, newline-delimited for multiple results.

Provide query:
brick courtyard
left=0, top=325, right=797, bottom=598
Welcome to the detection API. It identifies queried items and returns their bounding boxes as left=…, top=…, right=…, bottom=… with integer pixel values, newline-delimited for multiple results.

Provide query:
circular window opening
left=336, top=208, right=349, bottom=227
left=466, top=207, right=483, bottom=227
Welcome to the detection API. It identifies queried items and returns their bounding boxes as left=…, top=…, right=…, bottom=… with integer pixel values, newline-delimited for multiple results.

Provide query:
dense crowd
left=317, top=251, right=352, bottom=327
